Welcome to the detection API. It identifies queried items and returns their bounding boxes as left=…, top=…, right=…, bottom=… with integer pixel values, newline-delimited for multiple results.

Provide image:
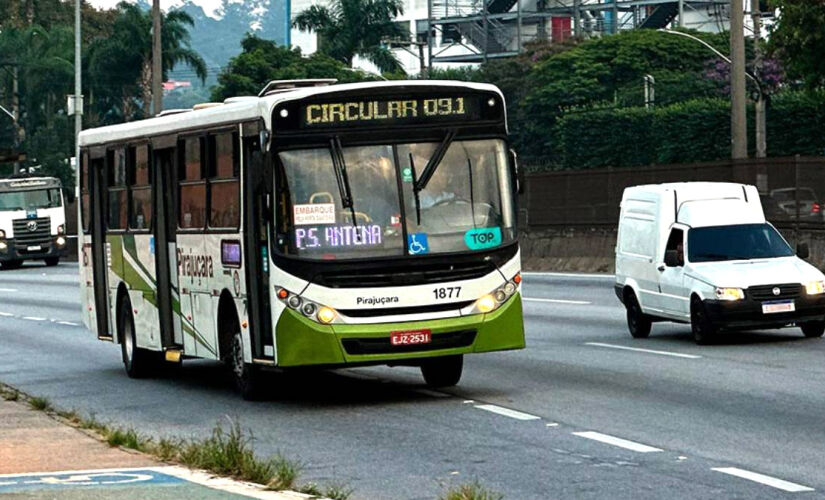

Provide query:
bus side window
left=207, top=132, right=240, bottom=229
left=178, top=137, right=206, bottom=230
left=81, top=152, right=90, bottom=234
left=107, top=148, right=127, bottom=231
left=129, top=144, right=152, bottom=231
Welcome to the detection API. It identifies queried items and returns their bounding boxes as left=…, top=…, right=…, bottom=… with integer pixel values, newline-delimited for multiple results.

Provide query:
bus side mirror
left=797, top=242, right=810, bottom=260
left=509, top=149, right=524, bottom=195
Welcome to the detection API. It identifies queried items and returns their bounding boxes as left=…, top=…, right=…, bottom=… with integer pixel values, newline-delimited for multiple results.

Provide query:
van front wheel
left=626, top=293, right=651, bottom=339
left=801, top=321, right=825, bottom=338
left=691, top=298, right=716, bottom=345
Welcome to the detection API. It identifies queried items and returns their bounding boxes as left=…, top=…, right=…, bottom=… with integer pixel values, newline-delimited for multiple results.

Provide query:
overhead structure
left=426, top=0, right=731, bottom=64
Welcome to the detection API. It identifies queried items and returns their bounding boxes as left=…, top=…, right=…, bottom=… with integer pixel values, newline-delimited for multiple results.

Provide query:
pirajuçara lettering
left=356, top=296, right=400, bottom=306
left=177, top=249, right=214, bottom=278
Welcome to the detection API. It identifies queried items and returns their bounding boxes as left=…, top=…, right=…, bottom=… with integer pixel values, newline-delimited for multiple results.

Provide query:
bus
left=0, top=175, right=68, bottom=269
left=77, top=80, right=524, bottom=399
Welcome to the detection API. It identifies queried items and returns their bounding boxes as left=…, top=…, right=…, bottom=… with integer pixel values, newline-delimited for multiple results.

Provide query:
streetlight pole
left=730, top=0, right=747, bottom=159
left=751, top=0, right=766, bottom=158
left=74, top=0, right=81, bottom=179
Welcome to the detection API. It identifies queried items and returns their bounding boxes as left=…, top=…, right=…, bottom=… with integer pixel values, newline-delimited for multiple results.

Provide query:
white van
left=615, top=182, right=825, bottom=344
left=0, top=176, right=68, bottom=269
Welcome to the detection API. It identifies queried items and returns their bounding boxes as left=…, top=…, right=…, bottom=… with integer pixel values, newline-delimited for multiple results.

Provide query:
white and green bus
left=78, top=80, right=524, bottom=398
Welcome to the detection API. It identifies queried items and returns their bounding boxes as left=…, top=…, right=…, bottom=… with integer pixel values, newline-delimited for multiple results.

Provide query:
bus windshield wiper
left=409, top=153, right=422, bottom=225
left=414, top=129, right=456, bottom=193
left=330, top=137, right=357, bottom=227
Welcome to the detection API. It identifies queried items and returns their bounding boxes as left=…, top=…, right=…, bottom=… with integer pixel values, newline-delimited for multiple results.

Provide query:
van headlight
left=715, top=287, right=745, bottom=301
left=805, top=281, right=825, bottom=295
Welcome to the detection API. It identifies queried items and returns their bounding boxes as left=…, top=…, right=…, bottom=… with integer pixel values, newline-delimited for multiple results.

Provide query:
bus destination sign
left=299, top=95, right=485, bottom=128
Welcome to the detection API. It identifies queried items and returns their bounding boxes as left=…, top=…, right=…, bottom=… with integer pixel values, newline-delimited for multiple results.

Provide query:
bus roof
left=78, top=80, right=505, bottom=148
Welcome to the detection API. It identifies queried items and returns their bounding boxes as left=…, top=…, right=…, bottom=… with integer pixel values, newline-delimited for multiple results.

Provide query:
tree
left=293, top=0, right=405, bottom=73
left=767, top=0, right=825, bottom=90
left=87, top=2, right=206, bottom=121
left=211, top=34, right=377, bottom=101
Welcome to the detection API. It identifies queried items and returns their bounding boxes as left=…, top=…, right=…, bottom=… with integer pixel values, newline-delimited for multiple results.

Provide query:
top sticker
left=294, top=203, right=336, bottom=225
left=465, top=227, right=502, bottom=250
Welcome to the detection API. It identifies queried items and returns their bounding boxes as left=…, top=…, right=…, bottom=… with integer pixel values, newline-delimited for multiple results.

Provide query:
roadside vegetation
left=440, top=481, right=504, bottom=500
left=0, top=383, right=351, bottom=500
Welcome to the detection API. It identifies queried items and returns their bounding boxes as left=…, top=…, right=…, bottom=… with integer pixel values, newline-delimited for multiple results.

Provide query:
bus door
left=153, top=147, right=183, bottom=349
left=89, top=156, right=112, bottom=339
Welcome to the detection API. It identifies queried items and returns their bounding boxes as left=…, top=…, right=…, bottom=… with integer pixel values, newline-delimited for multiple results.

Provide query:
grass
left=0, top=382, right=351, bottom=498
left=440, top=481, right=504, bottom=500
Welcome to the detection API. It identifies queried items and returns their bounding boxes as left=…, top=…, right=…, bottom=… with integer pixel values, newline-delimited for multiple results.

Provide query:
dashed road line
left=474, top=404, right=541, bottom=421
left=22, top=316, right=46, bottom=322
left=0, top=288, right=17, bottom=292
left=0, top=312, right=13, bottom=317
left=522, top=272, right=615, bottom=279
left=585, top=342, right=702, bottom=359
left=572, top=431, right=663, bottom=453
left=524, top=297, right=592, bottom=305
left=57, top=321, right=80, bottom=327
left=712, top=467, right=814, bottom=493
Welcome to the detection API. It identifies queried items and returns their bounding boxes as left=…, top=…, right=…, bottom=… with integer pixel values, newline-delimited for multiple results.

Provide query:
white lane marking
left=474, top=404, right=541, bottom=421
left=22, top=316, right=46, bottom=322
left=524, top=297, right=592, bottom=305
left=572, top=431, right=663, bottom=453
left=57, top=321, right=80, bottom=327
left=546, top=423, right=559, bottom=427
left=712, top=467, right=814, bottom=493
left=522, top=272, right=615, bottom=279
left=0, top=288, right=17, bottom=292
left=585, top=342, right=702, bottom=359
left=0, top=312, right=13, bottom=317
left=463, top=400, right=475, bottom=404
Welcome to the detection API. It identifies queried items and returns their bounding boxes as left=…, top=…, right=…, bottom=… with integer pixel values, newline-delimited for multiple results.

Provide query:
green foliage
left=293, top=0, right=406, bottom=73
left=766, top=91, right=825, bottom=156
left=106, top=428, right=147, bottom=451
left=28, top=396, right=52, bottom=411
left=440, top=481, right=504, bottom=500
left=211, top=34, right=377, bottom=101
left=768, top=0, right=825, bottom=90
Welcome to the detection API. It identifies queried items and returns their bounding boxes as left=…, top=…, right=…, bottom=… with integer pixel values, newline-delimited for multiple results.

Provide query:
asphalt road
left=2, top=263, right=825, bottom=499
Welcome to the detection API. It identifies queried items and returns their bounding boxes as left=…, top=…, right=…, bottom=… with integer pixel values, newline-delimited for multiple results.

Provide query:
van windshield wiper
left=414, top=130, right=456, bottom=193
left=329, top=137, right=357, bottom=227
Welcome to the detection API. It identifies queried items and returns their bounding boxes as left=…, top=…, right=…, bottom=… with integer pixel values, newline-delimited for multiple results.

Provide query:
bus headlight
left=56, top=236, right=66, bottom=247
left=476, top=295, right=497, bottom=313
left=471, top=273, right=522, bottom=314
left=715, top=287, right=745, bottom=301
left=806, top=281, right=825, bottom=295
left=317, top=307, right=337, bottom=324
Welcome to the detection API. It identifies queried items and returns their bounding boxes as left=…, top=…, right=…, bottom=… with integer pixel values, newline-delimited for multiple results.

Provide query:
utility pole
left=573, top=0, right=581, bottom=37
left=678, top=0, right=684, bottom=28
left=73, top=0, right=82, bottom=180
left=151, top=0, right=162, bottom=116
left=751, top=0, right=766, bottom=158
left=730, top=0, right=747, bottom=159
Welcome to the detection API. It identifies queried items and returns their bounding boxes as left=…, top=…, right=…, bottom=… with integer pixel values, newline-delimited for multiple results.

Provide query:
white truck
left=0, top=176, right=68, bottom=269
left=615, top=182, right=825, bottom=344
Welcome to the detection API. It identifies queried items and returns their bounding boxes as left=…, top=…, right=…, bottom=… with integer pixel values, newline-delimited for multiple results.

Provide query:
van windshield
left=688, top=224, right=794, bottom=263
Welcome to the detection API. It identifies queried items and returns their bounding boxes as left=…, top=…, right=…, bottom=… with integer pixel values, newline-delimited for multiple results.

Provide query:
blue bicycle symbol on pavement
left=0, top=469, right=182, bottom=493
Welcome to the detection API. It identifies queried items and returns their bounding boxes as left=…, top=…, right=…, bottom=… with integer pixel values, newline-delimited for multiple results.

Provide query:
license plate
left=762, top=300, right=795, bottom=314
left=390, top=329, right=432, bottom=346
left=27, top=245, right=41, bottom=251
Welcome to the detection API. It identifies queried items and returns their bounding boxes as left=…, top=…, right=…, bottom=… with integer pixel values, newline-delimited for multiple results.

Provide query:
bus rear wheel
left=119, top=299, right=158, bottom=378
left=420, top=355, right=463, bottom=388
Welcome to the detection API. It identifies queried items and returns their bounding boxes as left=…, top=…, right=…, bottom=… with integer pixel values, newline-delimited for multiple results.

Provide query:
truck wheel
left=0, top=260, right=22, bottom=270
left=120, top=299, right=157, bottom=378
left=228, top=330, right=264, bottom=400
left=421, top=355, right=463, bottom=388
left=45, top=257, right=59, bottom=267
left=691, top=298, right=716, bottom=345
left=625, top=292, right=651, bottom=339
left=801, top=321, right=825, bottom=338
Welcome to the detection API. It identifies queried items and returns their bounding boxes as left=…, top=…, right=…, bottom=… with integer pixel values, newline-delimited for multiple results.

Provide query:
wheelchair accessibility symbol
left=408, top=233, right=429, bottom=255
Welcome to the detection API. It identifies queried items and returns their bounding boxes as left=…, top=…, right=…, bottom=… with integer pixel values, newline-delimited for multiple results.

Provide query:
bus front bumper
left=0, top=237, right=68, bottom=262
left=274, top=294, right=525, bottom=367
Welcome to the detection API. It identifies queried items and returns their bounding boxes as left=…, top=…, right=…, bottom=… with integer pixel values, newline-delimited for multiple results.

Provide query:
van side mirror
left=797, top=242, right=810, bottom=260
left=509, top=149, right=524, bottom=195
left=664, top=249, right=682, bottom=267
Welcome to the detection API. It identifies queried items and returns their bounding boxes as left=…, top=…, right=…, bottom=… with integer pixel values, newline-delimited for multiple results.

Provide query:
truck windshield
left=276, top=139, right=515, bottom=260
left=0, top=188, right=62, bottom=211
left=688, top=224, right=794, bottom=262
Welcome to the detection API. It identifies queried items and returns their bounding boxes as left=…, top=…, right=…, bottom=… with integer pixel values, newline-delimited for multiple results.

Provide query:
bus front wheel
left=420, top=355, right=463, bottom=388
left=229, top=331, right=264, bottom=400
left=119, top=299, right=157, bottom=378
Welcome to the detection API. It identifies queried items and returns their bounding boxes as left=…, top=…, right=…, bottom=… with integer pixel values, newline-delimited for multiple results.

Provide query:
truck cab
left=0, top=176, right=68, bottom=268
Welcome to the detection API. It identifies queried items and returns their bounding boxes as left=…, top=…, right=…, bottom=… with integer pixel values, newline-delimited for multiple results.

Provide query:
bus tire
left=119, top=298, right=157, bottom=378
left=45, top=257, right=59, bottom=267
left=421, top=355, right=463, bottom=388
left=229, top=329, right=264, bottom=400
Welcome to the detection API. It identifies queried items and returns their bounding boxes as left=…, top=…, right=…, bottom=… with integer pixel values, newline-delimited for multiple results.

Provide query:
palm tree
left=293, top=0, right=406, bottom=74
left=88, top=2, right=206, bottom=121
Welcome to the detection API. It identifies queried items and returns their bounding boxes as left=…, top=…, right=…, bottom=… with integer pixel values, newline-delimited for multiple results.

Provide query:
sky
left=87, top=0, right=225, bottom=19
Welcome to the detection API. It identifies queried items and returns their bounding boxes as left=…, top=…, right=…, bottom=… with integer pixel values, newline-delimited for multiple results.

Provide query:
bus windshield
left=276, top=139, right=515, bottom=260
left=0, top=188, right=62, bottom=211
